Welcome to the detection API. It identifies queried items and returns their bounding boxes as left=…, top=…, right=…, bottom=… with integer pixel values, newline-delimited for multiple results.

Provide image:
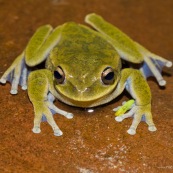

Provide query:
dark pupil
left=54, top=71, right=62, bottom=79
left=54, top=66, right=65, bottom=84
left=102, top=67, right=115, bottom=85
left=104, top=72, right=114, bottom=80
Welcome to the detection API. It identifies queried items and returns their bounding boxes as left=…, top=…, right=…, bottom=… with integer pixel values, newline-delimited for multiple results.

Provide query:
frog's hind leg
left=0, top=25, right=54, bottom=93
left=136, top=42, right=172, bottom=86
left=85, top=13, right=172, bottom=86
left=0, top=24, right=63, bottom=94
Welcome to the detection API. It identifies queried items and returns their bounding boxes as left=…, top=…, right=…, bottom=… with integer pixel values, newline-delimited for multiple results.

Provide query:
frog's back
left=48, top=22, right=120, bottom=77
left=55, top=22, right=119, bottom=60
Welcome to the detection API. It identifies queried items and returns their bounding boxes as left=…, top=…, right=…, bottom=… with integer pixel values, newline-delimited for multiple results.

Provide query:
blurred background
left=0, top=0, right=173, bottom=172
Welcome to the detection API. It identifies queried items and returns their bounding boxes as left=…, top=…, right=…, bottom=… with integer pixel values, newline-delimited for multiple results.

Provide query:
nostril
left=75, top=86, right=90, bottom=94
left=85, top=87, right=91, bottom=93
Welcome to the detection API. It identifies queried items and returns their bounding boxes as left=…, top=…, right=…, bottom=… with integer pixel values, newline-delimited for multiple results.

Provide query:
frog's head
left=47, top=52, right=121, bottom=107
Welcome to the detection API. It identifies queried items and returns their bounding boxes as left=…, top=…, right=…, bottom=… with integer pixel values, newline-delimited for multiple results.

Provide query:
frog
left=0, top=13, right=172, bottom=136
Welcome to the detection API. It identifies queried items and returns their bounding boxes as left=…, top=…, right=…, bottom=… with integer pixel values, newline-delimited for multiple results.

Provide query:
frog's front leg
left=28, top=69, right=73, bottom=136
left=112, top=68, right=157, bottom=135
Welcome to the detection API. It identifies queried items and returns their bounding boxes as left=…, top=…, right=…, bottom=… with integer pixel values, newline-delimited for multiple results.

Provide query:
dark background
left=0, top=0, right=173, bottom=172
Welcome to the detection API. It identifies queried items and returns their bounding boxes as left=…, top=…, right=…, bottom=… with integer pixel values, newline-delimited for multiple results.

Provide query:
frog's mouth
left=54, top=85, right=117, bottom=108
left=56, top=91, right=115, bottom=107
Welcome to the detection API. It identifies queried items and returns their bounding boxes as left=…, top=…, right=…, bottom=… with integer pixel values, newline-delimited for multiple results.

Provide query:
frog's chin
left=56, top=91, right=116, bottom=108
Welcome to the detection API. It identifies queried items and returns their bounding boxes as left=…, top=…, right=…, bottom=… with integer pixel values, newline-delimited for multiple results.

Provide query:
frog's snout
left=64, top=83, right=94, bottom=102
left=53, top=65, right=118, bottom=104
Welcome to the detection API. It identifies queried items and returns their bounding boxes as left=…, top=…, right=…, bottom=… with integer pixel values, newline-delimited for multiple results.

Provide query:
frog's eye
left=54, top=66, right=65, bottom=84
left=101, top=67, right=115, bottom=85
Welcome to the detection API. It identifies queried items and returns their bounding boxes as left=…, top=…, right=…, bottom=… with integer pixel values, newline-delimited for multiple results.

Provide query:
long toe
left=127, top=128, right=136, bottom=135
left=148, top=125, right=157, bottom=132
left=32, top=126, right=41, bottom=133
left=115, top=116, right=123, bottom=122
left=66, top=113, right=74, bottom=119
left=54, top=129, right=63, bottom=136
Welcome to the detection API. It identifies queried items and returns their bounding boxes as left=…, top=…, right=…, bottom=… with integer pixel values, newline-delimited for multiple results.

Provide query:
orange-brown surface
left=0, top=0, right=173, bottom=172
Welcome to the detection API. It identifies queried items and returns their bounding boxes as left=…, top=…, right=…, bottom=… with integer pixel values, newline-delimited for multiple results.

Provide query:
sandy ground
left=0, top=0, right=173, bottom=172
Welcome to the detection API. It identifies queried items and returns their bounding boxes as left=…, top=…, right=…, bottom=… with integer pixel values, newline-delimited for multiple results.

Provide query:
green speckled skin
left=42, top=22, right=150, bottom=109
left=46, top=22, right=121, bottom=106
left=85, top=14, right=143, bottom=63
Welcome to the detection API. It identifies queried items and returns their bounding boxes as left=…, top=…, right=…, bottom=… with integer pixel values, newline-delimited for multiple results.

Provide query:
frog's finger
left=0, top=52, right=24, bottom=84
left=10, top=60, right=23, bottom=94
left=113, top=106, right=121, bottom=112
left=21, top=65, right=28, bottom=90
left=127, top=112, right=142, bottom=135
left=0, top=77, right=7, bottom=84
left=122, top=101, right=126, bottom=105
left=115, top=113, right=132, bottom=122
left=48, top=92, right=55, bottom=102
left=0, top=70, right=11, bottom=84
left=115, top=106, right=136, bottom=122
left=145, top=112, right=157, bottom=132
left=47, top=93, right=74, bottom=119
left=32, top=112, right=42, bottom=134
left=47, top=102, right=74, bottom=119
left=44, top=108, right=63, bottom=136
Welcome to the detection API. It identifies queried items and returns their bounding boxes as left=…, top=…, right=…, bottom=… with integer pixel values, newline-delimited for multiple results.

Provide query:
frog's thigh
left=25, top=24, right=63, bottom=67
left=85, top=13, right=143, bottom=63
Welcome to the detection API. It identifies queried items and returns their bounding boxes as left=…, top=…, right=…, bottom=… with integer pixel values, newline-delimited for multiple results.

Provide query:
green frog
left=0, top=13, right=172, bottom=136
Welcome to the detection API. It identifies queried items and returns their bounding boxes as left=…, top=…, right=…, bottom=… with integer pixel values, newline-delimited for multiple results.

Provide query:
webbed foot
left=32, top=93, right=73, bottom=136
left=0, top=52, right=29, bottom=94
left=47, top=93, right=74, bottom=119
left=32, top=101, right=73, bottom=136
left=114, top=101, right=157, bottom=135
left=136, top=43, right=172, bottom=86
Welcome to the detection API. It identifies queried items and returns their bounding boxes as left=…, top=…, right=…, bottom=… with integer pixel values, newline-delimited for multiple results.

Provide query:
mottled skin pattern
left=0, top=13, right=172, bottom=136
